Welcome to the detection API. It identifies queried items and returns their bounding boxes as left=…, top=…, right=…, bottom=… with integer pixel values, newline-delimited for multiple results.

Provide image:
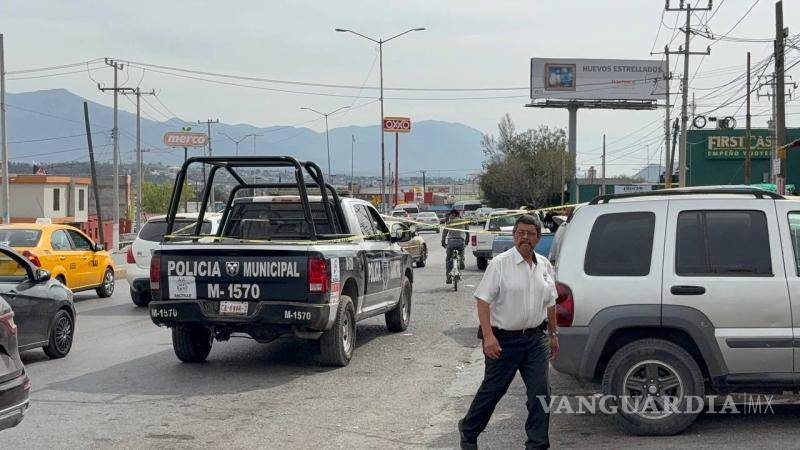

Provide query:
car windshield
left=0, top=229, right=42, bottom=247
left=487, top=213, right=519, bottom=230
left=139, top=219, right=212, bottom=242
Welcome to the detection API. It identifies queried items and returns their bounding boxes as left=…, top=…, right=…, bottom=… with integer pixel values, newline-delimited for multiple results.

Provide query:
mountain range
left=5, top=89, right=485, bottom=177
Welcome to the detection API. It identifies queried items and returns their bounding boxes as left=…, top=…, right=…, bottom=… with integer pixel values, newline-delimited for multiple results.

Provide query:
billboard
left=530, top=58, right=666, bottom=101
left=383, top=117, right=411, bottom=133
left=163, top=132, right=208, bottom=148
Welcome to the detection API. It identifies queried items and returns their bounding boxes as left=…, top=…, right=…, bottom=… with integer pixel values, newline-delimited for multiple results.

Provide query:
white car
left=126, top=213, right=222, bottom=306
left=414, top=212, right=440, bottom=233
left=472, top=209, right=522, bottom=270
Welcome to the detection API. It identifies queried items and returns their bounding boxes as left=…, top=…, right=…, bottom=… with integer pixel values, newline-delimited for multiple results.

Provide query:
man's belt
left=477, top=321, right=548, bottom=339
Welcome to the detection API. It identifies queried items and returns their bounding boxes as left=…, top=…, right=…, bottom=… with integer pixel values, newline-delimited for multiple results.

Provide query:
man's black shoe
left=446, top=275, right=452, bottom=284
left=458, top=418, right=477, bottom=450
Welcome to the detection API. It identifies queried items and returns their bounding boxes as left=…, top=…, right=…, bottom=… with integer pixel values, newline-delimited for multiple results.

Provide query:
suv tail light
left=471, top=235, right=477, bottom=246
left=22, top=250, right=41, bottom=267
left=0, top=310, right=17, bottom=336
left=126, top=246, right=135, bottom=264
left=555, top=282, right=574, bottom=327
left=308, top=258, right=329, bottom=293
left=150, top=253, right=161, bottom=293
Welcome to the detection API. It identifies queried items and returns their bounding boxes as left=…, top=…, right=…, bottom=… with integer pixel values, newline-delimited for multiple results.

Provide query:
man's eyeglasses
left=514, top=230, right=539, bottom=238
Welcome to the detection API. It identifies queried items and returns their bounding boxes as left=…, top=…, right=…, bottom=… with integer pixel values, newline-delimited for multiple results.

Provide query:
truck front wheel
left=320, top=295, right=355, bottom=366
left=172, top=325, right=213, bottom=363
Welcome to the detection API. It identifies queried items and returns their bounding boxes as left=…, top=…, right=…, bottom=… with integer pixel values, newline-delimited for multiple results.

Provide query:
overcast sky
left=2, top=0, right=799, bottom=176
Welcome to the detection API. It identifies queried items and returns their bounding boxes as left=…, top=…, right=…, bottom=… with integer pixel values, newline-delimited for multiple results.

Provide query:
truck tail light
left=126, top=246, right=135, bottom=264
left=22, top=250, right=41, bottom=267
left=0, top=310, right=17, bottom=336
left=150, top=253, right=161, bottom=293
left=471, top=235, right=477, bottom=246
left=308, top=258, right=328, bottom=293
left=555, top=282, right=574, bottom=327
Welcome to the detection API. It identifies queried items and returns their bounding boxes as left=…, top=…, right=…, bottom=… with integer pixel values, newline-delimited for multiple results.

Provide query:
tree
left=142, top=182, right=191, bottom=215
left=479, top=115, right=572, bottom=208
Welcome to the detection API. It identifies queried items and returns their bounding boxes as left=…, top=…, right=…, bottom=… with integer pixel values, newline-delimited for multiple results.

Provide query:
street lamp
left=300, top=106, right=350, bottom=179
left=335, top=26, right=426, bottom=212
left=219, top=132, right=257, bottom=156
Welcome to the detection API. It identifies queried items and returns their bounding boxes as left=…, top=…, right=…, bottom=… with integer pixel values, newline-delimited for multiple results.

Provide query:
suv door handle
left=670, top=285, right=706, bottom=295
left=6, top=290, right=16, bottom=299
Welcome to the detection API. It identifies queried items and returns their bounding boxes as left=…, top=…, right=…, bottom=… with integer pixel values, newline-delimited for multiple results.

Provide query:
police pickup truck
left=149, top=156, right=415, bottom=366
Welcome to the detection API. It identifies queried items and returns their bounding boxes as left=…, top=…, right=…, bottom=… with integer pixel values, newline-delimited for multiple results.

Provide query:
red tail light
left=555, top=282, right=574, bottom=327
left=308, top=258, right=329, bottom=293
left=126, top=246, right=135, bottom=264
left=150, top=253, right=161, bottom=293
left=22, top=250, right=41, bottom=267
left=0, top=310, right=17, bottom=336
left=471, top=235, right=477, bottom=246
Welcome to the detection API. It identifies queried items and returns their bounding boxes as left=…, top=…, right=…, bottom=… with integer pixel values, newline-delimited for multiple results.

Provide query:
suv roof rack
left=589, top=186, right=785, bottom=205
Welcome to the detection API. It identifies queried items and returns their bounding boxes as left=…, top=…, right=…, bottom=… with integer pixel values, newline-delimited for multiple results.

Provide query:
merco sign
left=383, top=117, right=411, bottom=133
left=163, top=132, right=209, bottom=148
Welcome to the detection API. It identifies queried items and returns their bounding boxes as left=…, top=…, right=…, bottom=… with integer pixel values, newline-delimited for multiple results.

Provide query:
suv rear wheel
left=385, top=277, right=411, bottom=332
left=602, top=338, right=704, bottom=436
left=130, top=288, right=150, bottom=307
left=476, top=256, right=487, bottom=270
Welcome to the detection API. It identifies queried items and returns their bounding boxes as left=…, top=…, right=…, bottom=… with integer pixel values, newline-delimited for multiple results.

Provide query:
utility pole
left=664, top=47, right=673, bottom=188
left=666, top=1, right=712, bottom=188
left=601, top=134, right=606, bottom=196
left=198, top=119, right=218, bottom=205
left=560, top=153, right=566, bottom=205
left=98, top=59, right=135, bottom=250
left=0, top=34, right=9, bottom=224
left=350, top=134, right=355, bottom=190
left=775, top=0, right=788, bottom=194
left=745, top=52, right=752, bottom=184
left=421, top=170, right=427, bottom=198
left=122, top=88, right=155, bottom=232
left=84, top=102, right=105, bottom=247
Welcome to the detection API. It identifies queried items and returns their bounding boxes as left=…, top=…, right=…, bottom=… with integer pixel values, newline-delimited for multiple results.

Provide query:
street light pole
left=219, top=132, right=255, bottom=157
left=300, top=106, right=350, bottom=179
left=335, top=27, right=425, bottom=212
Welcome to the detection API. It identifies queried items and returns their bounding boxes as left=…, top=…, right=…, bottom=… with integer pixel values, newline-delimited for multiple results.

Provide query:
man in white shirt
left=458, top=214, right=559, bottom=450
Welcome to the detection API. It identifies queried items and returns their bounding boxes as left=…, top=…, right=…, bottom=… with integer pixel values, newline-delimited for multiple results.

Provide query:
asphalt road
left=5, top=231, right=800, bottom=448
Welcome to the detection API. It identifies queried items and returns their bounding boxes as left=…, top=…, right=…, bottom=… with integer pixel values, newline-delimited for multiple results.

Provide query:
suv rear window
left=139, top=220, right=211, bottom=242
left=584, top=212, right=655, bottom=276
left=676, top=210, right=772, bottom=276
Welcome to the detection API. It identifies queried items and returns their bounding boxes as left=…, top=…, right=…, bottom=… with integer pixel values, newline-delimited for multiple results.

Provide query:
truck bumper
left=472, top=249, right=492, bottom=258
left=550, top=326, right=592, bottom=378
left=149, top=299, right=338, bottom=332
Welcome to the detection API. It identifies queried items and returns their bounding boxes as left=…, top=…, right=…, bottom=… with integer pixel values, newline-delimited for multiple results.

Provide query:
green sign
left=705, top=134, right=773, bottom=160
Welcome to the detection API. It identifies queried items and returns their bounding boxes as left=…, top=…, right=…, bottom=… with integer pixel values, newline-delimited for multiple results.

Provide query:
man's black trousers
left=461, top=331, right=551, bottom=449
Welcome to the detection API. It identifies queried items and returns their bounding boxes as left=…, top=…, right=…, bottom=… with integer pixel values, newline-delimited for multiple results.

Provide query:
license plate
left=168, top=276, right=197, bottom=300
left=219, top=301, right=248, bottom=315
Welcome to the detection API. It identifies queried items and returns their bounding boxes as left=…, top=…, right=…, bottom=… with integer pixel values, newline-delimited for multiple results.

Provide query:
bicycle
left=450, top=248, right=462, bottom=291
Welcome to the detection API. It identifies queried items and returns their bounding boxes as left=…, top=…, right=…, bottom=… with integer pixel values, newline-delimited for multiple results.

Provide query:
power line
left=5, top=58, right=105, bottom=75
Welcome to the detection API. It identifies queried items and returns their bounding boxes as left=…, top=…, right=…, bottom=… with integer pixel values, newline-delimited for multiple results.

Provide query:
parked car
left=389, top=210, right=411, bottom=220
left=453, top=200, right=482, bottom=222
left=491, top=229, right=554, bottom=260
left=552, top=186, right=800, bottom=436
left=472, top=209, right=522, bottom=270
left=0, top=245, right=75, bottom=359
left=414, top=212, right=440, bottom=233
left=0, top=224, right=115, bottom=298
left=394, top=203, right=420, bottom=218
left=386, top=220, right=427, bottom=267
left=126, top=213, right=223, bottom=307
left=0, top=296, right=30, bottom=431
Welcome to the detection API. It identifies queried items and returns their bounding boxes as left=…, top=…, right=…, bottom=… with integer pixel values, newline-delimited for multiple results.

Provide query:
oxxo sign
left=383, top=117, right=411, bottom=133
left=163, top=132, right=209, bottom=148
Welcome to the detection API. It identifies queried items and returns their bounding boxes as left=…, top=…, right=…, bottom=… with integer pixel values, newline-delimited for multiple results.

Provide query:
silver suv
left=551, top=187, right=800, bottom=436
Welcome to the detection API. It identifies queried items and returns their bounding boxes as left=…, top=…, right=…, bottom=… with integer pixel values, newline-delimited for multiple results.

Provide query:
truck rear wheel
left=172, top=326, right=212, bottom=363
left=320, top=296, right=355, bottom=366
left=385, top=277, right=411, bottom=332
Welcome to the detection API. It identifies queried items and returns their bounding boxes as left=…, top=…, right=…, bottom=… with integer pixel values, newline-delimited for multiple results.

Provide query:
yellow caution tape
left=163, top=203, right=580, bottom=245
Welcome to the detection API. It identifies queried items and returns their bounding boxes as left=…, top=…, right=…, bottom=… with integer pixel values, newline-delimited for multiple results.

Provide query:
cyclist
left=441, top=209, right=470, bottom=284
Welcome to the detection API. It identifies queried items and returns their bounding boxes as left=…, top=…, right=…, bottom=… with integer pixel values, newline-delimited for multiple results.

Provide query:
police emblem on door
left=226, top=261, right=240, bottom=277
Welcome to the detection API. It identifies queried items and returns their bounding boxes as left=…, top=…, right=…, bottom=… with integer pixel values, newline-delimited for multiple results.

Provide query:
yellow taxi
left=0, top=223, right=116, bottom=297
